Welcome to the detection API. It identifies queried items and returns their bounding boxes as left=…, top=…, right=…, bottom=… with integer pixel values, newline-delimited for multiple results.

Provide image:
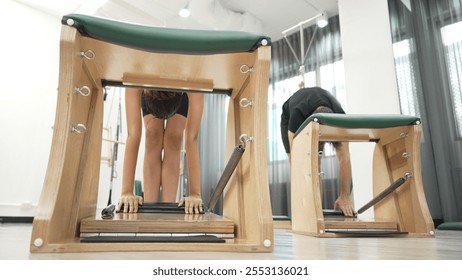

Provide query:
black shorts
left=141, top=93, right=189, bottom=118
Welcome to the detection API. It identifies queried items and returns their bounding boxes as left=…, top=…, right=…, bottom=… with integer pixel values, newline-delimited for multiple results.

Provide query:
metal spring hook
left=404, top=172, right=413, bottom=180
left=400, top=132, right=408, bottom=139
left=71, top=124, right=87, bottom=134
left=402, top=152, right=411, bottom=159
left=239, top=98, right=253, bottom=108
left=239, top=64, right=254, bottom=74
left=80, top=49, right=96, bottom=60
left=75, top=86, right=91, bottom=97
left=239, top=134, right=253, bottom=148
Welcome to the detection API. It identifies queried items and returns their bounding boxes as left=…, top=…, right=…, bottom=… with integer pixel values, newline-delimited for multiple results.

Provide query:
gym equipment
left=30, top=14, right=273, bottom=253
left=290, top=113, right=435, bottom=237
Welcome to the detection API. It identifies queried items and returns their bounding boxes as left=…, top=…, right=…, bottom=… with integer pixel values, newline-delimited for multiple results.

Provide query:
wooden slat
left=80, top=213, right=235, bottom=234
left=123, top=73, right=214, bottom=92
left=318, top=126, right=410, bottom=144
left=324, top=218, right=398, bottom=230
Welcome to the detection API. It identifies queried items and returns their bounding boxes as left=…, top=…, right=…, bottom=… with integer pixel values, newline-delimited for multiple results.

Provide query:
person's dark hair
left=143, top=89, right=184, bottom=119
left=312, top=106, right=341, bottom=150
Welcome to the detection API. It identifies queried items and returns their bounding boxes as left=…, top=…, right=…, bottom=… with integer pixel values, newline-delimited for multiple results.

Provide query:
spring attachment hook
left=239, top=98, right=253, bottom=108
left=80, top=49, right=96, bottom=60
left=400, top=132, right=408, bottom=139
left=239, top=134, right=253, bottom=149
left=70, top=124, right=87, bottom=134
left=402, top=152, right=411, bottom=159
left=240, top=64, right=254, bottom=74
left=75, top=86, right=91, bottom=97
left=404, top=172, right=413, bottom=180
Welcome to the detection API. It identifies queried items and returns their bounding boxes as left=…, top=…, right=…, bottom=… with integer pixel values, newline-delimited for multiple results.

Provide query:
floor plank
left=1, top=223, right=461, bottom=260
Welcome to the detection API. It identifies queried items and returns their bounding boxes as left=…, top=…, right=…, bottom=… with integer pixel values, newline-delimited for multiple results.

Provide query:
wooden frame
left=291, top=120, right=435, bottom=237
left=30, top=24, right=273, bottom=252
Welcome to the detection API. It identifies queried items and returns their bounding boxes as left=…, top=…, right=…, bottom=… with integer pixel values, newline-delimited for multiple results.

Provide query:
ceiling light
left=316, top=13, right=328, bottom=28
left=179, top=2, right=191, bottom=18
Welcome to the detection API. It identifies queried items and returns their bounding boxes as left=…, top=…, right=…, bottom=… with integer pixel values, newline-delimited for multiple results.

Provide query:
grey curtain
left=197, top=94, right=228, bottom=214
left=268, top=16, right=344, bottom=217
left=270, top=16, right=343, bottom=84
left=388, top=0, right=462, bottom=222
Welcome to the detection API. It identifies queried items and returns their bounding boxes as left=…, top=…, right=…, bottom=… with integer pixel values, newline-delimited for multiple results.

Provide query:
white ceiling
left=220, top=0, right=339, bottom=39
left=16, top=0, right=339, bottom=41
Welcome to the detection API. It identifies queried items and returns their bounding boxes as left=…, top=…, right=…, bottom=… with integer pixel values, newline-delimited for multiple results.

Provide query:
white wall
left=339, top=0, right=401, bottom=218
left=0, top=1, right=137, bottom=216
left=0, top=1, right=61, bottom=216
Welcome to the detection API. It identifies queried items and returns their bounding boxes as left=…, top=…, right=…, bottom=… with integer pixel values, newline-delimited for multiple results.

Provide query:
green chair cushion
left=62, top=14, right=271, bottom=54
left=295, top=113, right=421, bottom=137
left=437, top=222, right=462, bottom=231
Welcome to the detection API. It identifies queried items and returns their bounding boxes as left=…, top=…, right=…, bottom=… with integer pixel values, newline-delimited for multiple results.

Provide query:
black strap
left=136, top=202, right=204, bottom=214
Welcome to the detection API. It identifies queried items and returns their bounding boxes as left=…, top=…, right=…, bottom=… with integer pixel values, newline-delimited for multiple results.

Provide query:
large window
left=320, top=60, right=347, bottom=108
left=267, top=72, right=315, bottom=162
left=392, top=20, right=462, bottom=138
left=267, top=60, right=346, bottom=162
left=441, top=21, right=462, bottom=138
left=392, top=39, right=421, bottom=117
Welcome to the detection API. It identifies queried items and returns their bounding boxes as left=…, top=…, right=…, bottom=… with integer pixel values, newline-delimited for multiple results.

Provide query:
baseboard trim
left=0, top=216, right=34, bottom=224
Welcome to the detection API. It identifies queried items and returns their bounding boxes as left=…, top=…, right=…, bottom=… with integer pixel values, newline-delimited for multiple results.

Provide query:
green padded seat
left=62, top=14, right=271, bottom=54
left=437, top=222, right=462, bottom=231
left=295, top=113, right=421, bottom=137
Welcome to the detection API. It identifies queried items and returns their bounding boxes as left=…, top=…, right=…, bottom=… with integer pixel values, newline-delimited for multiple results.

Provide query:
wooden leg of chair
left=373, top=125, right=434, bottom=236
left=31, top=27, right=103, bottom=252
left=222, top=47, right=273, bottom=250
left=402, top=125, right=434, bottom=234
left=291, top=122, right=325, bottom=236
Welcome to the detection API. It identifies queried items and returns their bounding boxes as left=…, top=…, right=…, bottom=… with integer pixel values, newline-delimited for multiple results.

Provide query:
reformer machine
left=290, top=113, right=435, bottom=237
left=30, top=14, right=273, bottom=253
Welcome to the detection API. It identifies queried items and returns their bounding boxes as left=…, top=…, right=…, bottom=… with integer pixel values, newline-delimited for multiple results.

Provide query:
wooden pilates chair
left=30, top=14, right=273, bottom=253
left=290, top=113, right=435, bottom=237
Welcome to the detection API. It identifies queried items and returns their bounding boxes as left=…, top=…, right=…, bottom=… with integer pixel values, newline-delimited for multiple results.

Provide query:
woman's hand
left=116, top=194, right=143, bottom=213
left=334, top=195, right=355, bottom=217
left=178, top=195, right=203, bottom=214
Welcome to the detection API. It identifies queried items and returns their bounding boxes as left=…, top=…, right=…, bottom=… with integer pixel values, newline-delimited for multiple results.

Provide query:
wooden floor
left=1, top=222, right=461, bottom=260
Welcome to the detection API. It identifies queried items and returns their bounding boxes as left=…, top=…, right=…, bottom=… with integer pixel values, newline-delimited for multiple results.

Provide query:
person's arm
left=178, top=93, right=204, bottom=214
left=287, top=131, right=294, bottom=160
left=334, top=142, right=355, bottom=216
left=116, top=88, right=143, bottom=213
left=280, top=101, right=292, bottom=159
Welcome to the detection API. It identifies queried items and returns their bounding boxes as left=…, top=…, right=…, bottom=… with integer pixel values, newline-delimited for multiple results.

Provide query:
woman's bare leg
left=142, top=115, right=164, bottom=202
left=161, top=114, right=186, bottom=202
